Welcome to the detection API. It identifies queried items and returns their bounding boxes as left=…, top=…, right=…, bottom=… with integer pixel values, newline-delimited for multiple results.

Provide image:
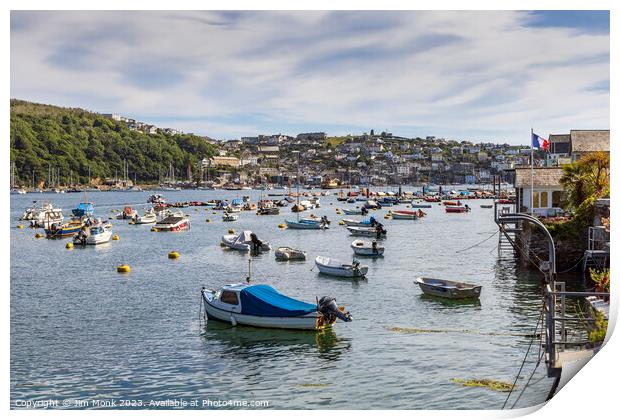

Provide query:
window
left=540, top=191, right=549, bottom=208
left=220, top=291, right=239, bottom=305
left=552, top=191, right=563, bottom=208
left=533, top=192, right=540, bottom=208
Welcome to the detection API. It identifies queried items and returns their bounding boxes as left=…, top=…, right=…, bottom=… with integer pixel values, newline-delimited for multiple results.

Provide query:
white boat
left=350, top=240, right=385, bottom=256
left=342, top=216, right=377, bottom=227
left=20, top=201, right=62, bottom=222
left=391, top=210, right=419, bottom=220
left=153, top=212, right=191, bottom=231
left=314, top=256, right=368, bottom=278
left=222, top=212, right=238, bottom=222
left=299, top=199, right=315, bottom=210
left=221, top=230, right=271, bottom=252
left=201, top=284, right=352, bottom=330
left=415, top=277, right=482, bottom=299
left=73, top=225, right=113, bottom=245
left=346, top=226, right=387, bottom=238
left=342, top=208, right=365, bottom=215
left=116, top=206, right=137, bottom=219
left=133, top=209, right=157, bottom=224
left=275, top=247, right=307, bottom=261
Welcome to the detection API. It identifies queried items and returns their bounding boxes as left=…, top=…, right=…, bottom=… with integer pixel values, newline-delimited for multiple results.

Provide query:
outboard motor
left=318, top=296, right=353, bottom=323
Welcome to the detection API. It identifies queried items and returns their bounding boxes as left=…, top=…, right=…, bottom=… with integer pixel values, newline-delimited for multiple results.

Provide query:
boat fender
left=230, top=316, right=237, bottom=326
left=112, top=234, right=119, bottom=241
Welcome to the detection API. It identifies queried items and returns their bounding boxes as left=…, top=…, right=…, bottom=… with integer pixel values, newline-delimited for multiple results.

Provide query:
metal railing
left=588, top=226, right=609, bottom=251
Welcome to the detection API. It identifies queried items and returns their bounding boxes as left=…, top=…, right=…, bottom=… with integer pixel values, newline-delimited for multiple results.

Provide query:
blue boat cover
left=239, top=285, right=317, bottom=317
left=231, top=198, right=244, bottom=206
left=72, top=202, right=94, bottom=216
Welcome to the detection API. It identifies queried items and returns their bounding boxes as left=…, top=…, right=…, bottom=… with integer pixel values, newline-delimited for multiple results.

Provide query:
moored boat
left=45, top=219, right=83, bottom=238
left=73, top=225, right=113, bottom=245
left=391, top=210, right=419, bottom=220
left=275, top=247, right=307, bottom=261
left=153, top=212, right=191, bottom=231
left=201, top=284, right=352, bottom=330
left=222, top=212, right=238, bottom=222
left=342, top=208, right=366, bottom=215
left=314, top=256, right=368, bottom=278
left=350, top=240, right=384, bottom=256
left=116, top=206, right=137, bottom=219
left=346, top=225, right=387, bottom=238
left=133, top=208, right=157, bottom=224
left=445, top=205, right=471, bottom=213
left=342, top=216, right=377, bottom=227
left=415, top=277, right=482, bottom=299
left=72, top=202, right=95, bottom=218
left=285, top=219, right=328, bottom=229
left=221, top=230, right=271, bottom=252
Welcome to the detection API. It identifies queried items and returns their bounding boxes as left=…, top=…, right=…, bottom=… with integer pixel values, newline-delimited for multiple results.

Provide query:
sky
left=10, top=10, right=610, bottom=144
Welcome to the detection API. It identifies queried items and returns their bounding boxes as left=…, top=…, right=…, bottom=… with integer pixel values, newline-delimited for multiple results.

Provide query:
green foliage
left=589, top=310, right=608, bottom=343
left=10, top=99, right=218, bottom=185
left=560, top=152, right=610, bottom=225
left=543, top=218, right=582, bottom=241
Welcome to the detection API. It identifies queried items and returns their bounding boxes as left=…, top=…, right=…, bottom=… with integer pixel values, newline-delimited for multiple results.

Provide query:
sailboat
left=285, top=154, right=328, bottom=230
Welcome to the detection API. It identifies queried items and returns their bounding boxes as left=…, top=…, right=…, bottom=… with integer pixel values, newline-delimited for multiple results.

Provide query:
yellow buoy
left=220, top=242, right=226, bottom=247
left=112, top=234, right=119, bottom=241
left=228, top=229, right=235, bottom=234
left=128, top=221, right=135, bottom=225
left=168, top=251, right=180, bottom=259
left=338, top=221, right=345, bottom=225
left=151, top=227, right=158, bottom=232
left=17, top=224, right=24, bottom=229
left=66, top=242, right=74, bottom=249
left=117, top=265, right=131, bottom=273
left=213, top=212, right=217, bottom=215
left=384, top=215, right=391, bottom=219
left=34, top=233, right=43, bottom=238
left=278, top=223, right=286, bottom=228
left=206, top=219, right=211, bottom=223
left=335, top=208, right=339, bottom=211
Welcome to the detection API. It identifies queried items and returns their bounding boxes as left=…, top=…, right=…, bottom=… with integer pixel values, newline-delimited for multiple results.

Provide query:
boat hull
left=415, top=277, right=482, bottom=299
left=346, top=226, right=386, bottom=238
left=285, top=220, right=324, bottom=229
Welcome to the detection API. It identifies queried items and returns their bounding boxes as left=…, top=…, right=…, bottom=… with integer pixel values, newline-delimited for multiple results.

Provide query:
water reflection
left=418, top=294, right=482, bottom=308
left=200, top=322, right=350, bottom=362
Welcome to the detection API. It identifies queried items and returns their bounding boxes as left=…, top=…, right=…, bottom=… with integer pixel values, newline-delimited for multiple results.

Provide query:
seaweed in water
left=452, top=378, right=515, bottom=392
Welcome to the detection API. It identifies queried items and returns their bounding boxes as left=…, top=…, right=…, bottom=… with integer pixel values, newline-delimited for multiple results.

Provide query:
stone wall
left=516, top=222, right=585, bottom=272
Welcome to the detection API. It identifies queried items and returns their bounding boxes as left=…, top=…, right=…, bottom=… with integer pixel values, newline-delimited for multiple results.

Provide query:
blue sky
left=10, top=10, right=609, bottom=144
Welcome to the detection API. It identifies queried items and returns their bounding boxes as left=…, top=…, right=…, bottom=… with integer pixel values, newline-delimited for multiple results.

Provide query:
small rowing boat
left=415, top=277, right=482, bottom=299
left=275, top=247, right=307, bottom=261
left=222, top=212, right=238, bottom=222
left=445, top=205, right=470, bottom=213
left=391, top=210, right=419, bottom=220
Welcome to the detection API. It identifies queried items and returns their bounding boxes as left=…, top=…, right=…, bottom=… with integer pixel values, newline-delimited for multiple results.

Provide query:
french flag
left=532, top=132, right=549, bottom=152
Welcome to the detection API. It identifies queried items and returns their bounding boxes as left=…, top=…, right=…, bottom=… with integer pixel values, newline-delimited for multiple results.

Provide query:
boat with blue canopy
left=342, top=216, right=377, bottom=227
left=201, top=284, right=352, bottom=330
left=72, top=202, right=94, bottom=217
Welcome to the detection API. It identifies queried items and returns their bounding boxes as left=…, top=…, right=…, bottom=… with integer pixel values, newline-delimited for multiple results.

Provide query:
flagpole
left=530, top=128, right=534, bottom=215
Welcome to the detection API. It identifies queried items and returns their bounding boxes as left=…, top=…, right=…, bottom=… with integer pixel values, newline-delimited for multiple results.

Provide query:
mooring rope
left=501, top=299, right=545, bottom=410
left=455, top=230, right=498, bottom=253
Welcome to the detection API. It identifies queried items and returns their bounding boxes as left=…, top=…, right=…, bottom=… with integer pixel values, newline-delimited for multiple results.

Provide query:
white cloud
left=10, top=10, right=609, bottom=143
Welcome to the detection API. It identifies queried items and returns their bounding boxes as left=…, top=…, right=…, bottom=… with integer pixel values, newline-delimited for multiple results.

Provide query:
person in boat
left=250, top=233, right=263, bottom=253
left=375, top=222, right=385, bottom=239
left=372, top=241, right=378, bottom=254
left=369, top=216, right=377, bottom=227
left=361, top=207, right=368, bottom=216
left=465, top=204, right=470, bottom=211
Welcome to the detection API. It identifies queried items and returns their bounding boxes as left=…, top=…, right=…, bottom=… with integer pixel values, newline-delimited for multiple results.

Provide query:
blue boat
left=285, top=219, right=328, bottom=229
left=72, top=202, right=94, bottom=217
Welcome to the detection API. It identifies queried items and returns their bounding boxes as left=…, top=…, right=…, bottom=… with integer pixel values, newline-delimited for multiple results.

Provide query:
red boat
left=497, top=199, right=515, bottom=204
left=445, top=205, right=470, bottom=213
left=423, top=196, right=441, bottom=202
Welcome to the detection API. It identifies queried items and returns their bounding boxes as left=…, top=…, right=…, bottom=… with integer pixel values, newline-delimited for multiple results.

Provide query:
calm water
left=11, top=190, right=559, bottom=409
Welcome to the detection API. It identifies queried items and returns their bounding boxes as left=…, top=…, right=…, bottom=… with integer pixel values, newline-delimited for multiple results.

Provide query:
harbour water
left=11, top=190, right=560, bottom=409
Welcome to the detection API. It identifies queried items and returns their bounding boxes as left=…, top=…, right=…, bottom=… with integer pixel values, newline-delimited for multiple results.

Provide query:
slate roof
left=514, top=166, right=564, bottom=188
left=570, top=130, right=610, bottom=153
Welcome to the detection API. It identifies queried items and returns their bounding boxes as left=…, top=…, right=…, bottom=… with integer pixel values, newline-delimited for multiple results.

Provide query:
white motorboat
left=153, top=212, right=191, bottom=231
left=133, top=209, right=157, bottom=224
left=275, top=247, right=307, bottom=261
left=222, top=212, right=238, bottom=222
left=415, top=277, right=482, bottom=299
left=314, top=256, right=368, bottom=278
left=346, top=226, right=387, bottom=238
left=221, top=231, right=271, bottom=252
left=201, top=284, right=352, bottom=330
left=73, top=225, right=113, bottom=245
left=342, top=208, right=365, bottom=215
left=20, top=201, right=62, bottom=223
left=350, top=240, right=385, bottom=256
left=116, top=206, right=137, bottom=219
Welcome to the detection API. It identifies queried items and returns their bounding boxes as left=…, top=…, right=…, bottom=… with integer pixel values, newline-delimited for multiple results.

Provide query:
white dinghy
left=221, top=230, right=271, bottom=252
left=275, top=247, right=307, bottom=261
left=346, top=226, right=387, bottom=238
left=314, top=256, right=368, bottom=278
left=350, top=240, right=385, bottom=256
